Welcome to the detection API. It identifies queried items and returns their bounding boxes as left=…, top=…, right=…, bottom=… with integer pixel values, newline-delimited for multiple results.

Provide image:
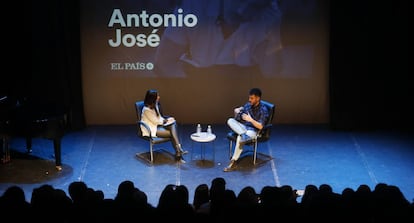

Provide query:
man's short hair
left=249, top=88, right=262, bottom=97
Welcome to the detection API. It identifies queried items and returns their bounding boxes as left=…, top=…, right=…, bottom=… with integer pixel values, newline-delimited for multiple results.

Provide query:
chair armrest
left=257, top=123, right=272, bottom=140
left=262, top=123, right=272, bottom=130
left=137, top=121, right=153, bottom=138
left=226, top=131, right=238, bottom=141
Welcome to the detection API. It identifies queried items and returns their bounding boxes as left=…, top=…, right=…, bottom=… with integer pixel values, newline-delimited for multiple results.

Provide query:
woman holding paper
left=141, top=89, right=188, bottom=163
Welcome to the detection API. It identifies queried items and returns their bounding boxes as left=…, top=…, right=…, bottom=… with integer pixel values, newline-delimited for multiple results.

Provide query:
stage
left=1, top=124, right=413, bottom=206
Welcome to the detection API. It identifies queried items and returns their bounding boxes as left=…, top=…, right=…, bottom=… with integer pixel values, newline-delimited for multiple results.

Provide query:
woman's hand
left=163, top=117, right=176, bottom=125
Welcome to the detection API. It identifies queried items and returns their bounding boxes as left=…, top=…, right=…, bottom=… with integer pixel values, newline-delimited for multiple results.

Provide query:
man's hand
left=242, top=112, right=263, bottom=130
left=242, top=112, right=253, bottom=122
left=234, top=106, right=243, bottom=117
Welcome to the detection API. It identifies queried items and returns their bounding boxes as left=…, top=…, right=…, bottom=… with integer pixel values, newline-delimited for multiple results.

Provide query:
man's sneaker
left=223, top=159, right=236, bottom=172
left=180, top=150, right=189, bottom=155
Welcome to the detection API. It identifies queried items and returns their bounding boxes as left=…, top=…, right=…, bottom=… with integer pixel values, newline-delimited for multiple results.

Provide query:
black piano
left=1, top=95, right=67, bottom=170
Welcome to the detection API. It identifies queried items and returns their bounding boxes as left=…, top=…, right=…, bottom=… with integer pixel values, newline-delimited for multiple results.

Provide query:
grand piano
left=1, top=95, right=68, bottom=170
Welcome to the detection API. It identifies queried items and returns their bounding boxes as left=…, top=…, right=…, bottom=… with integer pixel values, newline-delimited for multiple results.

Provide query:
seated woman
left=141, top=89, right=188, bottom=163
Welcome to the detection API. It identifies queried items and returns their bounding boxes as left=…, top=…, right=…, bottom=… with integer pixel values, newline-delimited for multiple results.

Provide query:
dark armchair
left=226, top=100, right=275, bottom=165
left=135, top=101, right=172, bottom=163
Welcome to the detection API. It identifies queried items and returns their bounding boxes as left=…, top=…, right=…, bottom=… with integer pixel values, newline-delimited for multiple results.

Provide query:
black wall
left=30, top=0, right=85, bottom=130
left=329, top=0, right=412, bottom=131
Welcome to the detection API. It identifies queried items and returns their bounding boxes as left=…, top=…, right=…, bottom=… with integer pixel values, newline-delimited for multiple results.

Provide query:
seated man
left=224, top=88, right=269, bottom=172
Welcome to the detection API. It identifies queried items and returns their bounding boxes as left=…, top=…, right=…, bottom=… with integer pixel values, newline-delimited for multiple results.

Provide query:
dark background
left=4, top=0, right=411, bottom=132
left=329, top=0, right=411, bottom=131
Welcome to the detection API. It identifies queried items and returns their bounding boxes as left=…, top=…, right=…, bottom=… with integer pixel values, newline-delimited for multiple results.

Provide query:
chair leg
left=253, top=140, right=258, bottom=165
left=149, top=142, right=154, bottom=163
left=229, top=140, right=233, bottom=159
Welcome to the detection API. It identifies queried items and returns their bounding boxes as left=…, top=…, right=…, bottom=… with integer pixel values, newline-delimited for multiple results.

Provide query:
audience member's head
left=193, top=183, right=210, bottom=210
left=237, top=186, right=259, bottom=205
left=68, top=181, right=88, bottom=203
left=210, top=177, right=226, bottom=202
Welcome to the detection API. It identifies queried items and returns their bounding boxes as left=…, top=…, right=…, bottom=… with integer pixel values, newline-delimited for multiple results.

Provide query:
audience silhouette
left=1, top=179, right=413, bottom=223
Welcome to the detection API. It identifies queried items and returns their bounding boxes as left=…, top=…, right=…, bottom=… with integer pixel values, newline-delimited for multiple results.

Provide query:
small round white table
left=190, top=132, right=216, bottom=161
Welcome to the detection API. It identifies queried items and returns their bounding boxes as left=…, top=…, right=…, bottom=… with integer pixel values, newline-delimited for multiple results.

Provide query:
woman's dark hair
left=144, top=89, right=158, bottom=108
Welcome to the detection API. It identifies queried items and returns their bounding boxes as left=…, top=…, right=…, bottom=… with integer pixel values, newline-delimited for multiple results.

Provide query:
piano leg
left=53, top=138, right=62, bottom=171
left=26, top=137, right=63, bottom=171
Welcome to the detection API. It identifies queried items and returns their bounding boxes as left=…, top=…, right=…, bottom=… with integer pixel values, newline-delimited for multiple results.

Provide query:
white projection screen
left=80, top=0, right=329, bottom=125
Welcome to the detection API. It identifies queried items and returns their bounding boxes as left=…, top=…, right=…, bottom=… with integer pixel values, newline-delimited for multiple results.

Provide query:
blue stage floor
left=1, top=124, right=413, bottom=206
